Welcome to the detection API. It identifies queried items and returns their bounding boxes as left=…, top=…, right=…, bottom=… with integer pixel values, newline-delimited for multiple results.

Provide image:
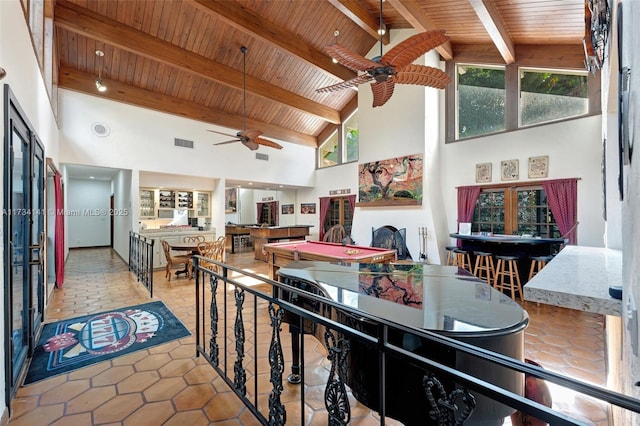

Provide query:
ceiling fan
left=208, top=46, right=283, bottom=151
left=317, top=2, right=451, bottom=107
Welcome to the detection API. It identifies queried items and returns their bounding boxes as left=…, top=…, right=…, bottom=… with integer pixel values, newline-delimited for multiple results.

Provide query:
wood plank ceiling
left=53, top=0, right=587, bottom=149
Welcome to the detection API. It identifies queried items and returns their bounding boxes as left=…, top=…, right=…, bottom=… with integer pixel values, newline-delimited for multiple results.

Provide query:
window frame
left=445, top=62, right=601, bottom=143
left=316, top=107, right=358, bottom=169
left=471, top=182, right=564, bottom=239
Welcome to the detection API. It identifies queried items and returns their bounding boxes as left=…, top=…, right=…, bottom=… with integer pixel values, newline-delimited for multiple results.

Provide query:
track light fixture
left=95, top=50, right=107, bottom=92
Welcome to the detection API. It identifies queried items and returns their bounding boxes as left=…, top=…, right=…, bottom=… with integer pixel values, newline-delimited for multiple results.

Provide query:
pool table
left=262, top=240, right=397, bottom=279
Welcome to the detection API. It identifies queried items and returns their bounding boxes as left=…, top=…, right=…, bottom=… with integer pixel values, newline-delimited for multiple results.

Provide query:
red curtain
left=271, top=201, right=279, bottom=225
left=256, top=202, right=263, bottom=224
left=457, top=186, right=481, bottom=226
left=318, top=197, right=330, bottom=240
left=542, top=178, right=578, bottom=244
left=54, top=173, right=65, bottom=288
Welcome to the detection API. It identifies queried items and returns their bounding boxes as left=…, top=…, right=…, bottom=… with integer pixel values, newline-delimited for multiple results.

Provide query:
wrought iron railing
left=192, top=256, right=640, bottom=425
left=128, top=230, right=154, bottom=297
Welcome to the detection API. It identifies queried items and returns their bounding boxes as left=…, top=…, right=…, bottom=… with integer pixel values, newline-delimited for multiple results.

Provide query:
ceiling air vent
left=255, top=153, right=269, bottom=161
left=174, top=138, right=194, bottom=149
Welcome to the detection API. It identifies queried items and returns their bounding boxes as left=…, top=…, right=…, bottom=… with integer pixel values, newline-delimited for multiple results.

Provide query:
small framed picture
left=300, top=203, right=316, bottom=214
left=528, top=156, right=549, bottom=178
left=476, top=163, right=492, bottom=183
left=501, top=159, right=519, bottom=181
left=281, top=204, right=294, bottom=214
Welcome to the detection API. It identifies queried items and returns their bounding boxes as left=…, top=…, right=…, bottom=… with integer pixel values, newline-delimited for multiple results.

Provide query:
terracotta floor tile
left=65, top=385, right=117, bottom=414
left=92, top=394, right=144, bottom=424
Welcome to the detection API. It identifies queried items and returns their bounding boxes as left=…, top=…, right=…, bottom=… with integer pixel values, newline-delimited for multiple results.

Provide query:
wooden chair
left=197, top=236, right=226, bottom=273
left=161, top=240, right=192, bottom=281
left=323, top=224, right=346, bottom=243
left=184, top=235, right=205, bottom=243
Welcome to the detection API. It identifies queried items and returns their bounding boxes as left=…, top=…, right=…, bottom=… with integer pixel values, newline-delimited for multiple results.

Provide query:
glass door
left=9, top=126, right=30, bottom=387
left=30, top=141, right=45, bottom=351
left=4, top=85, right=46, bottom=405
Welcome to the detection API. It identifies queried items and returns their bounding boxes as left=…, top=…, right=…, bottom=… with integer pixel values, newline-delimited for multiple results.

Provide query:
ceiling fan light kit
left=208, top=46, right=283, bottom=151
left=95, top=49, right=107, bottom=93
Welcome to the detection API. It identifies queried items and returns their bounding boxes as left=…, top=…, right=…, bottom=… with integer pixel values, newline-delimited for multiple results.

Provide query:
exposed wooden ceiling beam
left=385, top=0, right=454, bottom=60
left=57, top=67, right=318, bottom=147
left=468, top=0, right=515, bottom=64
left=327, top=0, right=390, bottom=45
left=54, top=0, right=341, bottom=125
left=452, top=44, right=586, bottom=70
left=187, top=0, right=355, bottom=83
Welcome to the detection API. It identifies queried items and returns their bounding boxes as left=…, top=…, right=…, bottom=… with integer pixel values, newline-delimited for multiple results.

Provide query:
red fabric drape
left=542, top=178, right=578, bottom=244
left=456, top=186, right=481, bottom=246
left=54, top=173, right=65, bottom=288
left=318, top=197, right=330, bottom=240
left=256, top=202, right=264, bottom=224
left=457, top=186, right=481, bottom=226
left=271, top=201, right=279, bottom=226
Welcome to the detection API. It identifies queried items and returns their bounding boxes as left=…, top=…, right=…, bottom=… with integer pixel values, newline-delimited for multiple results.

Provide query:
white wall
left=112, top=169, right=132, bottom=259
left=0, top=0, right=61, bottom=418
left=58, top=90, right=315, bottom=187
left=66, top=179, right=112, bottom=247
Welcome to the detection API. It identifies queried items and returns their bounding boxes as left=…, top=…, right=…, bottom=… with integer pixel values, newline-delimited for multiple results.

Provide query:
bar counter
left=523, top=245, right=622, bottom=316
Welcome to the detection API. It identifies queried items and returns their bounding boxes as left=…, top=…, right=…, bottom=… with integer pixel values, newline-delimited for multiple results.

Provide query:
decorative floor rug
left=23, top=301, right=190, bottom=385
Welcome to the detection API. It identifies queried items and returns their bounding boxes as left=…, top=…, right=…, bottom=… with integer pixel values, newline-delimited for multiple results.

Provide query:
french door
left=3, top=85, right=46, bottom=405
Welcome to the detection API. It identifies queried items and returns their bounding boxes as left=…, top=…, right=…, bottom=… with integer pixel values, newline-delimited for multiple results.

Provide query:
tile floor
left=7, top=247, right=610, bottom=425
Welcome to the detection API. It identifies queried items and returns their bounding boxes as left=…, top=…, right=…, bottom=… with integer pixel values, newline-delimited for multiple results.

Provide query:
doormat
left=23, top=301, right=191, bottom=385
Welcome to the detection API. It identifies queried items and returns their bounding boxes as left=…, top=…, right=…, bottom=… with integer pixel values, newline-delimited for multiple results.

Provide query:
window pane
left=515, top=188, right=559, bottom=237
left=520, top=70, right=589, bottom=126
left=318, top=131, right=338, bottom=168
left=343, top=111, right=359, bottom=163
left=457, top=66, right=505, bottom=139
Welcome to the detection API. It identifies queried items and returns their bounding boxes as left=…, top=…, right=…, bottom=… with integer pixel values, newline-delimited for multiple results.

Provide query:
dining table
left=168, top=241, right=201, bottom=277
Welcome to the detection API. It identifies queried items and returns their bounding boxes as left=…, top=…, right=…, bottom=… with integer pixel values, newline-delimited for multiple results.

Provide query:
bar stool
left=528, top=255, right=554, bottom=281
left=453, top=248, right=473, bottom=273
left=445, top=246, right=457, bottom=266
left=473, top=251, right=495, bottom=285
left=494, top=255, right=523, bottom=301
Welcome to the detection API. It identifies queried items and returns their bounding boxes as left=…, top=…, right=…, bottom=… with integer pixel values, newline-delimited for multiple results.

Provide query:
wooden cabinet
left=140, top=188, right=211, bottom=219
left=140, top=189, right=156, bottom=218
left=196, top=192, right=210, bottom=217
left=158, top=190, right=176, bottom=209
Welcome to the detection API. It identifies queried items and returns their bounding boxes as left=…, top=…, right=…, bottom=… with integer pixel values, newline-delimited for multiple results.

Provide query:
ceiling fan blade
left=240, top=129, right=264, bottom=140
left=207, top=129, right=239, bottom=138
left=214, top=139, right=241, bottom=145
left=395, top=64, right=452, bottom=89
left=317, top=74, right=374, bottom=93
left=255, top=137, right=283, bottom=150
left=370, top=79, right=396, bottom=107
left=241, top=140, right=260, bottom=151
left=382, top=30, right=449, bottom=70
left=324, top=44, right=381, bottom=72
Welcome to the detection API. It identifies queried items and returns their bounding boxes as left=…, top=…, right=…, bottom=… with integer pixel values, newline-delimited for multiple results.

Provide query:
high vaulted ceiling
left=54, top=0, right=588, bottom=149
